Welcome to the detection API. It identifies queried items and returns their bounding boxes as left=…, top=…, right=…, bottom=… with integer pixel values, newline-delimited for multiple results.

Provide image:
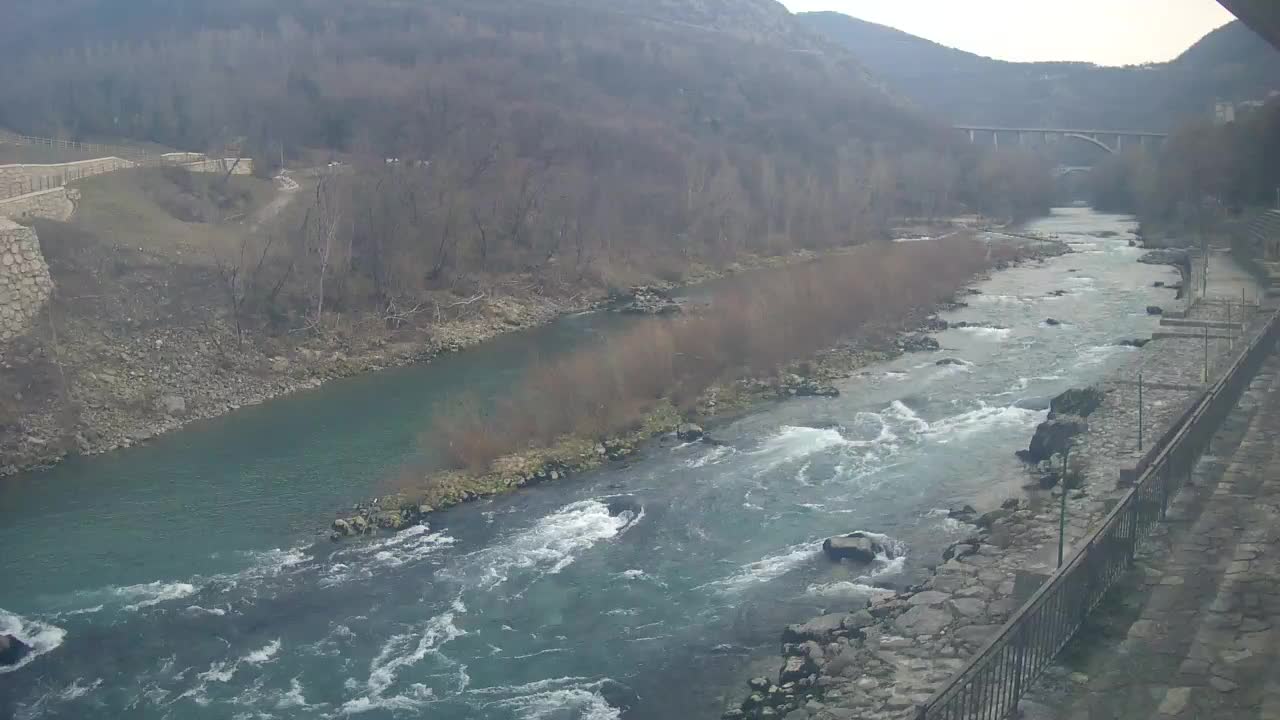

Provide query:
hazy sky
left=780, top=0, right=1237, bottom=66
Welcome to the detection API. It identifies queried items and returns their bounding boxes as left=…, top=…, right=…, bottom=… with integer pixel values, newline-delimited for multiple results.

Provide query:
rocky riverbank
left=1, top=243, right=897, bottom=478
left=719, top=255, right=1272, bottom=720
left=331, top=236, right=1072, bottom=539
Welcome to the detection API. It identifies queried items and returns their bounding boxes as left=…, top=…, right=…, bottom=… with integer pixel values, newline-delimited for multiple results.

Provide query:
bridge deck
left=954, top=125, right=1169, bottom=137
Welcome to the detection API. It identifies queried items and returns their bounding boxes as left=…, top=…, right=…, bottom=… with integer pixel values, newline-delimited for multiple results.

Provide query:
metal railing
left=917, top=306, right=1280, bottom=720
left=0, top=133, right=156, bottom=162
left=0, top=159, right=137, bottom=201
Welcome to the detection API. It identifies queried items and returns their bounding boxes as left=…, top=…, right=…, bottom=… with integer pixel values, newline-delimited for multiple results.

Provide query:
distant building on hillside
left=1215, top=101, right=1237, bottom=125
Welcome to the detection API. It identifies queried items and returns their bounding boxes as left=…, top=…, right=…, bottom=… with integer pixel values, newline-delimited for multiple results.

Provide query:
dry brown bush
left=435, top=238, right=992, bottom=471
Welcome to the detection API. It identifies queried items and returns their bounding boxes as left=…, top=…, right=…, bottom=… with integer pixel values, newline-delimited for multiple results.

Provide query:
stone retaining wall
left=179, top=157, right=255, bottom=175
left=0, top=157, right=134, bottom=200
left=0, top=186, right=76, bottom=221
left=0, top=217, right=53, bottom=342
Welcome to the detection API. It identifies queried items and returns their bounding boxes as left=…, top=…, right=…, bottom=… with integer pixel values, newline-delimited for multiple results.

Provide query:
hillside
left=799, top=13, right=1280, bottom=130
left=0, top=0, right=1060, bottom=475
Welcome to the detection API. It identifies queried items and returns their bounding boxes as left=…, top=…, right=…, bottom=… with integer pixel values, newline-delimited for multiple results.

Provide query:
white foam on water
left=750, top=426, right=849, bottom=471
left=973, top=293, right=1031, bottom=305
left=0, top=608, right=66, bottom=674
left=112, top=581, right=199, bottom=612
left=56, top=677, right=102, bottom=701
left=275, top=678, right=318, bottom=710
left=686, top=443, right=737, bottom=466
left=925, top=509, right=972, bottom=534
left=341, top=610, right=465, bottom=714
left=324, top=527, right=457, bottom=586
left=957, top=326, right=1012, bottom=340
left=795, top=460, right=813, bottom=485
left=926, top=403, right=1041, bottom=444
left=198, top=660, right=239, bottom=684
left=712, top=540, right=822, bottom=592
left=244, top=639, right=282, bottom=665
left=184, top=605, right=227, bottom=617
left=1080, top=344, right=1135, bottom=366
left=805, top=581, right=894, bottom=601
left=474, top=677, right=622, bottom=720
left=460, top=499, right=643, bottom=590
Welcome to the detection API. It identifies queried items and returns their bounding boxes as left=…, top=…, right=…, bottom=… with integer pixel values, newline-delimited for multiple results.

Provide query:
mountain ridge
left=799, top=12, right=1280, bottom=131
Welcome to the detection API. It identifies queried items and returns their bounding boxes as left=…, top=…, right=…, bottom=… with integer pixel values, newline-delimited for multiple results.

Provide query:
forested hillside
left=800, top=13, right=1280, bottom=130
left=0, top=0, right=1051, bottom=324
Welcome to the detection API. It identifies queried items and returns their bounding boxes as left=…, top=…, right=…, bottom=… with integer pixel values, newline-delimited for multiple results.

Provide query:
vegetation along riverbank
left=333, top=235, right=1069, bottom=538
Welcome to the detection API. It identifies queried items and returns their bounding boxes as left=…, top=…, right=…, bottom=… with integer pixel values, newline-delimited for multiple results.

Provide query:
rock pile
left=725, top=497, right=1049, bottom=720
left=897, top=335, right=940, bottom=353
left=778, top=374, right=840, bottom=398
left=614, top=286, right=683, bottom=315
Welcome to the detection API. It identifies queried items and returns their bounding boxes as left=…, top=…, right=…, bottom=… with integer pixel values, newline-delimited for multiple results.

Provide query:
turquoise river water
left=0, top=209, right=1179, bottom=719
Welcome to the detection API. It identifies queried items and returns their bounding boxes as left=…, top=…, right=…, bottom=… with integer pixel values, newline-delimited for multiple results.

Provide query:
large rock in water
left=1025, top=415, right=1088, bottom=464
left=0, top=634, right=31, bottom=667
left=822, top=532, right=883, bottom=563
left=676, top=423, right=704, bottom=442
left=781, top=613, right=848, bottom=644
left=1049, top=387, right=1105, bottom=419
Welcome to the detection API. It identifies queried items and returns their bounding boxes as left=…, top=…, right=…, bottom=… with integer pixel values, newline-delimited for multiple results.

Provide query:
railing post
left=1010, top=624, right=1028, bottom=716
left=1128, top=494, right=1140, bottom=562
left=1137, top=373, right=1144, bottom=452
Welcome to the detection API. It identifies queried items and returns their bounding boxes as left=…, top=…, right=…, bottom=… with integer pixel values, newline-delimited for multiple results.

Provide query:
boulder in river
left=1146, top=305, right=1164, bottom=316
left=1044, top=318, right=1062, bottom=327
left=0, top=634, right=31, bottom=667
left=822, top=532, right=883, bottom=563
left=898, top=334, right=941, bottom=353
left=676, top=423, right=704, bottom=442
left=779, top=654, right=819, bottom=684
left=1025, top=415, right=1088, bottom=464
left=947, top=505, right=978, bottom=523
left=615, top=286, right=683, bottom=315
left=782, top=613, right=848, bottom=644
left=936, top=358, right=965, bottom=367
left=1049, top=387, right=1105, bottom=419
left=921, top=317, right=950, bottom=332
left=778, top=374, right=839, bottom=398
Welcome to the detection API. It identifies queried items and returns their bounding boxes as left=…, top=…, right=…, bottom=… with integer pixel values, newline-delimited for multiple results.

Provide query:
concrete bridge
left=1054, top=165, right=1094, bottom=177
left=957, top=125, right=1169, bottom=154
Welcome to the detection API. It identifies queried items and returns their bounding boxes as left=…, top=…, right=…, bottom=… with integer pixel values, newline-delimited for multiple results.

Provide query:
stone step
left=1160, top=318, right=1246, bottom=330
left=1151, top=331, right=1236, bottom=341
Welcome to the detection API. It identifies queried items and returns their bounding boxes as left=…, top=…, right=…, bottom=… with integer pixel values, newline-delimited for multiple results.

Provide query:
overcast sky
left=780, top=0, right=1237, bottom=66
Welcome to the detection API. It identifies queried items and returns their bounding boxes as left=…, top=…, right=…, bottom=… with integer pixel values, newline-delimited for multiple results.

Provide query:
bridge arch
left=1062, top=133, right=1116, bottom=155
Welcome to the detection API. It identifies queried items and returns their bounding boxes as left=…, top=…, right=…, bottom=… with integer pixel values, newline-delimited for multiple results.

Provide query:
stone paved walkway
left=1026, top=352, right=1280, bottom=720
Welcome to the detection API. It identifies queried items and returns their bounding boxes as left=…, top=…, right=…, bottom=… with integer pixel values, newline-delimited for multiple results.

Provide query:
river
left=0, top=209, right=1180, bottom=719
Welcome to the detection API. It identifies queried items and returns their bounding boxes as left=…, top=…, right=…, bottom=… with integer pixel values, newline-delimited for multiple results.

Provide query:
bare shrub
left=434, top=238, right=991, bottom=470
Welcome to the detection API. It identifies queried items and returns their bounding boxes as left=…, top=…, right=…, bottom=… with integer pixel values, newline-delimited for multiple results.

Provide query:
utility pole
left=1138, top=373, right=1144, bottom=453
left=1058, top=447, right=1070, bottom=568
left=1204, top=324, right=1210, bottom=383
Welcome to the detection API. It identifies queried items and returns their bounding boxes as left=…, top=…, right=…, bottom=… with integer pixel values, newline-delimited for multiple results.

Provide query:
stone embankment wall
left=0, top=217, right=53, bottom=342
left=0, top=157, right=135, bottom=200
left=0, top=186, right=77, bottom=222
left=0, top=154, right=254, bottom=203
left=178, top=157, right=255, bottom=175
